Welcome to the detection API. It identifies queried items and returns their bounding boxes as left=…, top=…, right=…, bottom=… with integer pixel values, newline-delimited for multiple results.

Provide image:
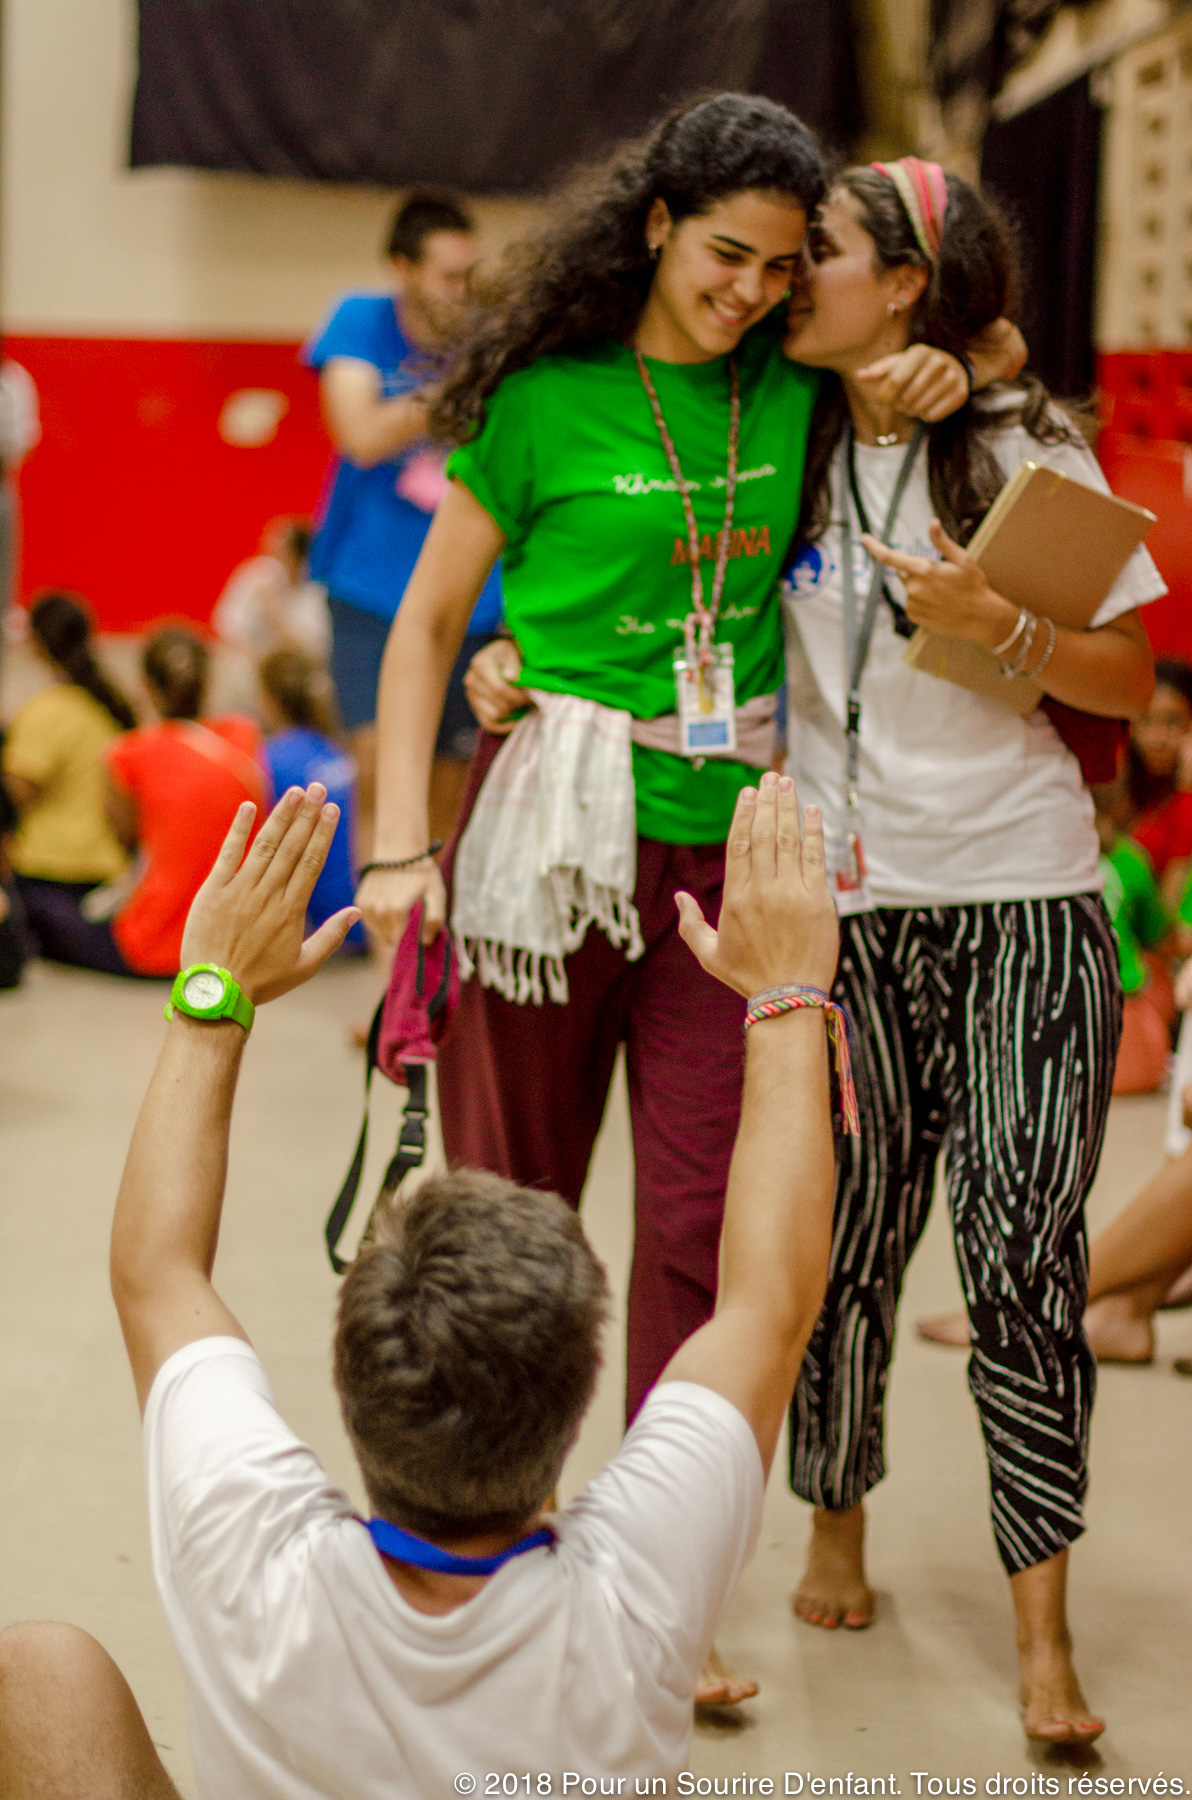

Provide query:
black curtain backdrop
left=981, top=75, right=1103, bottom=399
left=130, top=1, right=861, bottom=193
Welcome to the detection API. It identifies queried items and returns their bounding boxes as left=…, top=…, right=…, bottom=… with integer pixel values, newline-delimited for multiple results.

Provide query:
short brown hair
left=334, top=1169, right=609, bottom=1540
left=386, top=190, right=473, bottom=263
left=259, top=647, right=336, bottom=735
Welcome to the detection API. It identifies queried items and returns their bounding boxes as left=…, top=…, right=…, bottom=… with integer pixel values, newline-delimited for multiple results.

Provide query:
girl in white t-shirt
left=779, top=160, right=1164, bottom=1747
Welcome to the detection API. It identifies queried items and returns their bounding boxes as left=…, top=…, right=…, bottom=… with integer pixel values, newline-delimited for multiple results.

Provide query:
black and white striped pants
left=789, top=896, right=1122, bottom=1575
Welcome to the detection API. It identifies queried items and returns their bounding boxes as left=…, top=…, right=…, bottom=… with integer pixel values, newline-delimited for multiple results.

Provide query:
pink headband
left=870, top=157, right=948, bottom=263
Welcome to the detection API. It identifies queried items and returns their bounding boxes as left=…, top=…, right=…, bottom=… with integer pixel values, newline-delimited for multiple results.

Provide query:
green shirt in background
left=447, top=316, right=818, bottom=842
left=1101, top=836, right=1169, bottom=994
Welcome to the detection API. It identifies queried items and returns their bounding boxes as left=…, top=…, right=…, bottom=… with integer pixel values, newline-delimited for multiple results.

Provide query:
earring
left=648, top=244, right=661, bottom=261
left=887, top=300, right=902, bottom=315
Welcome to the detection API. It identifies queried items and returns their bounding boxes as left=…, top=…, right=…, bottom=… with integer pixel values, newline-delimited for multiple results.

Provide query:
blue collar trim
left=367, top=1516, right=554, bottom=1577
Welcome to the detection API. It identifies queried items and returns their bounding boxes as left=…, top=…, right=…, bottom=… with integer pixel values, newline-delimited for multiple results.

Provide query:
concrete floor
left=1, top=952, right=1190, bottom=1794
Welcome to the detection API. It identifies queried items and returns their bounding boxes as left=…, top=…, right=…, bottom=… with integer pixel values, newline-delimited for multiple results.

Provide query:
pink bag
left=325, top=904, right=459, bottom=1272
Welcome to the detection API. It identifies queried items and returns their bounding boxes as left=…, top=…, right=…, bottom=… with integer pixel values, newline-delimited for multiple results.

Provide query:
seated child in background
left=212, top=517, right=329, bottom=665
left=1126, top=657, right=1192, bottom=903
left=21, top=626, right=266, bottom=979
left=2, top=594, right=137, bottom=962
left=0, top=774, right=840, bottom=1795
left=920, top=792, right=1192, bottom=1357
left=1079, top=983, right=1192, bottom=1370
left=260, top=647, right=365, bottom=950
left=1096, top=777, right=1177, bottom=1096
left=0, top=760, right=28, bottom=989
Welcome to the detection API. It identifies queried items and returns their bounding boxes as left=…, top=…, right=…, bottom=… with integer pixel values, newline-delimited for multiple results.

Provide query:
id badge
left=826, top=799, right=874, bottom=916
left=673, top=643, right=737, bottom=759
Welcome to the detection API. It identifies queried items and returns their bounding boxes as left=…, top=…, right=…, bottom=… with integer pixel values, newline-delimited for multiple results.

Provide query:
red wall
left=6, top=338, right=1192, bottom=653
left=7, top=334, right=332, bottom=632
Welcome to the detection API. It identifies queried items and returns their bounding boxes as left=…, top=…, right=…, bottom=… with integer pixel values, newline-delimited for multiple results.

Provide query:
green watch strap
left=165, top=964, right=255, bottom=1035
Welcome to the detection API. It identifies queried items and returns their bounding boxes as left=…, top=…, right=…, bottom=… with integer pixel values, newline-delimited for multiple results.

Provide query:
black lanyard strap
left=839, top=422, right=925, bottom=791
left=845, top=435, right=915, bottom=639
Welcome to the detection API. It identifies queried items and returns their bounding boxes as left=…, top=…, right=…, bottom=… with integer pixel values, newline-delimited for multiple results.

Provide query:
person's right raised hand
left=676, top=771, right=839, bottom=1000
left=355, top=860, right=447, bottom=948
left=464, top=637, right=527, bottom=734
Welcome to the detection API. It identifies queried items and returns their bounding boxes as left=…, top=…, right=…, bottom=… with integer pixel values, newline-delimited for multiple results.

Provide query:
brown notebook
left=901, top=461, right=1156, bottom=715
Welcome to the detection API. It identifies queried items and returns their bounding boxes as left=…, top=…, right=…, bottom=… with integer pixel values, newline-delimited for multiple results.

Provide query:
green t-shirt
left=1101, top=836, right=1169, bottom=994
left=446, top=318, right=818, bottom=842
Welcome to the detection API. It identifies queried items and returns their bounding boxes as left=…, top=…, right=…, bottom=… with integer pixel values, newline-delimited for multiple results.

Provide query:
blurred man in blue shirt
left=304, top=193, right=502, bottom=849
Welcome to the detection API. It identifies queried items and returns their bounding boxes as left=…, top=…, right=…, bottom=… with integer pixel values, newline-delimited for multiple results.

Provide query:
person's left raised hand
left=180, top=784, right=361, bottom=1005
left=861, top=519, right=1020, bottom=648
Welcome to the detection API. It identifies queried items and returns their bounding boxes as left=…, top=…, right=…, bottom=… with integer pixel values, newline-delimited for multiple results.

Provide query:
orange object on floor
left=1113, top=989, right=1171, bottom=1095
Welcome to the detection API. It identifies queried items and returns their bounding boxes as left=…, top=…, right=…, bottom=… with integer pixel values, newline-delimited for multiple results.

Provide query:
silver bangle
left=1026, top=615, right=1057, bottom=679
left=991, top=607, right=1029, bottom=659
left=1004, top=613, right=1038, bottom=677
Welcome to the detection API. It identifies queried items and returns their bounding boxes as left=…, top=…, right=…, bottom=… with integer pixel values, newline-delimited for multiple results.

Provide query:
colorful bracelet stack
left=743, top=983, right=861, bottom=1138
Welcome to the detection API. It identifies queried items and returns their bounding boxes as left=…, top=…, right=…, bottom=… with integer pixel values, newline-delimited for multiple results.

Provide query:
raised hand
left=676, top=771, right=839, bottom=1000
left=180, top=785, right=360, bottom=1004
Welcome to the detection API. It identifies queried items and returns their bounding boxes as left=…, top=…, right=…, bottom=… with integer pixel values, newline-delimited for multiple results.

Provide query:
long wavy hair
left=29, top=592, right=137, bottom=730
left=795, top=165, right=1083, bottom=552
left=431, top=93, right=826, bottom=444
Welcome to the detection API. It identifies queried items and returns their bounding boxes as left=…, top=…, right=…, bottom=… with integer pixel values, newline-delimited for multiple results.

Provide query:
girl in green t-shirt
left=357, top=94, right=997, bottom=1709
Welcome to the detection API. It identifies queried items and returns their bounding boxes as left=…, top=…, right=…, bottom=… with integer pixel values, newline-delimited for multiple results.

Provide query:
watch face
left=183, top=969, right=227, bottom=1012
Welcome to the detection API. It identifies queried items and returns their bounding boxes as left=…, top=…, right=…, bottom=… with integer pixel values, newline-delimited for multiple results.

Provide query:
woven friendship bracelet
left=743, top=984, right=861, bottom=1138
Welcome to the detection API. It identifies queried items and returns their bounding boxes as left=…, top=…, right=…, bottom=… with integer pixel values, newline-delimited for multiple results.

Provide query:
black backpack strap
left=377, top=1062, right=429, bottom=1202
left=324, top=962, right=441, bottom=1274
left=325, top=997, right=385, bottom=1274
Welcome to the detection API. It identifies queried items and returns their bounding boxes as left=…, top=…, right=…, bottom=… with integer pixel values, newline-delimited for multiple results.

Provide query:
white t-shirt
left=0, top=359, right=40, bottom=468
left=212, top=555, right=332, bottom=662
left=144, top=1338, right=763, bottom=1799
left=781, top=409, right=1167, bottom=907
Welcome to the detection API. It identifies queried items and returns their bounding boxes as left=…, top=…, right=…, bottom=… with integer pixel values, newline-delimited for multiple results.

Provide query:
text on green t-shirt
left=446, top=319, right=817, bottom=842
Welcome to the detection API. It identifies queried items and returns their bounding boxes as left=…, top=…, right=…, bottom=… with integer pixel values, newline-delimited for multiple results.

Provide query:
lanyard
left=634, top=349, right=740, bottom=677
left=368, top=1516, right=554, bottom=1577
left=845, top=438, right=915, bottom=640
left=839, top=421, right=925, bottom=793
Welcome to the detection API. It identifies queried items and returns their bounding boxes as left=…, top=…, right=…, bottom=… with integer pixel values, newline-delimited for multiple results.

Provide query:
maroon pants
left=438, top=735, right=745, bottom=1421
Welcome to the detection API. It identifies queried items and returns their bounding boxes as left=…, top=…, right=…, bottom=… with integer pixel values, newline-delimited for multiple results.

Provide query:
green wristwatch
left=165, top=964, right=255, bottom=1035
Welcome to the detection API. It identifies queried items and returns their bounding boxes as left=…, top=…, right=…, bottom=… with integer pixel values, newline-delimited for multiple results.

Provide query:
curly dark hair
left=795, top=165, right=1084, bottom=552
left=431, top=93, right=826, bottom=444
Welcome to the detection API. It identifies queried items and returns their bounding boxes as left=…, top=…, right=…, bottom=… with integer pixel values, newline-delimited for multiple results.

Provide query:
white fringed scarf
left=450, top=690, right=644, bottom=1004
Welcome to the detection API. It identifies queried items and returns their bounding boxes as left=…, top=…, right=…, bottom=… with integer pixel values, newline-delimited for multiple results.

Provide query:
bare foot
left=1083, top=1295, right=1154, bottom=1364
left=793, top=1504, right=875, bottom=1629
left=695, top=1645, right=758, bottom=1707
left=1020, top=1639, right=1105, bottom=1746
left=916, top=1311, right=970, bottom=1347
